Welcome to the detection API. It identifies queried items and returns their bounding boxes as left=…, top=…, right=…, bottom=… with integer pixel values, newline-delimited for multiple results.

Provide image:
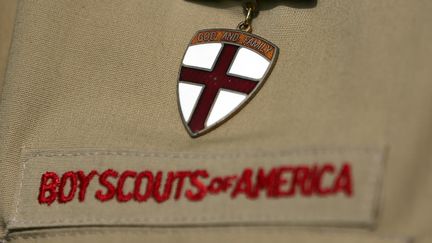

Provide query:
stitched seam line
left=6, top=227, right=413, bottom=243
left=23, top=147, right=384, bottom=159
left=10, top=156, right=27, bottom=225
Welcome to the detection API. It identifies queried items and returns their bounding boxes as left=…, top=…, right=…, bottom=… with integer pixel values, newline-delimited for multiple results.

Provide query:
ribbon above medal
left=177, top=1, right=279, bottom=137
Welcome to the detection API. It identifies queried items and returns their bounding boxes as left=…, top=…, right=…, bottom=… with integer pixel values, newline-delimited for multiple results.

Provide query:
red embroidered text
left=38, top=163, right=353, bottom=205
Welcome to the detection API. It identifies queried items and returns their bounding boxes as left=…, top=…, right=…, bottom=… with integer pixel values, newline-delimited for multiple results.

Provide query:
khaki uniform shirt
left=1, top=0, right=431, bottom=243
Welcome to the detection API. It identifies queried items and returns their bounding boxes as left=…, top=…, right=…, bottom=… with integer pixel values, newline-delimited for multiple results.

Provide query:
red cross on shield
left=178, top=29, right=279, bottom=137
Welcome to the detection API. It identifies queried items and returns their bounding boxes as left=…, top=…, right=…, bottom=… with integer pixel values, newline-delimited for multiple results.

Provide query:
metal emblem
left=177, top=29, right=279, bottom=137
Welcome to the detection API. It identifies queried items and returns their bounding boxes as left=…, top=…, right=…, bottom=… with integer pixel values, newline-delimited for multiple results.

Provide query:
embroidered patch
left=10, top=148, right=385, bottom=229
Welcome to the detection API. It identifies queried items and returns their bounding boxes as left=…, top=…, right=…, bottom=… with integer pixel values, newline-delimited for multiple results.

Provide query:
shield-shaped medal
left=178, top=29, right=279, bottom=137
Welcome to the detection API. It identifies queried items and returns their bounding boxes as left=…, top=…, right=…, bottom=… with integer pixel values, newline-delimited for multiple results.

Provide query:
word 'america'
left=38, top=163, right=353, bottom=205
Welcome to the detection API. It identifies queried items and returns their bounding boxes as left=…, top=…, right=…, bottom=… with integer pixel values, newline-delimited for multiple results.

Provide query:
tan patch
left=9, top=148, right=385, bottom=229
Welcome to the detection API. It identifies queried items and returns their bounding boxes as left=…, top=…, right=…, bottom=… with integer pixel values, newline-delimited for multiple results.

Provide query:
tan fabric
left=0, top=0, right=17, bottom=96
left=0, top=0, right=431, bottom=242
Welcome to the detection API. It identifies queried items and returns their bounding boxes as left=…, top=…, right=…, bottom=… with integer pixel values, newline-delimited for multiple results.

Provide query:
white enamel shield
left=178, top=29, right=279, bottom=137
